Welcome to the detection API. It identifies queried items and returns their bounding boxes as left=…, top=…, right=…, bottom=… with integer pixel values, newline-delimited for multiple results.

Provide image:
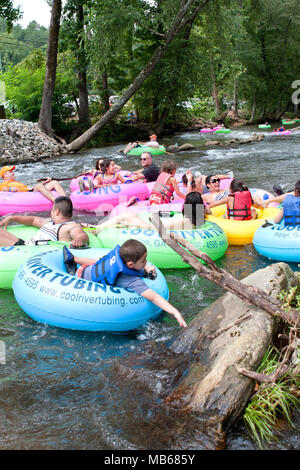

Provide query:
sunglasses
left=209, top=178, right=220, bottom=184
left=140, top=157, right=148, bottom=161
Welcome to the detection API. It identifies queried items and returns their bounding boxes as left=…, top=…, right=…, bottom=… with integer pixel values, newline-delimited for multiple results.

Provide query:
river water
left=0, top=125, right=299, bottom=450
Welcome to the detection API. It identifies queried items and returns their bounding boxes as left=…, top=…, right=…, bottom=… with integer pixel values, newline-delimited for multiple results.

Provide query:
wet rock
left=167, top=262, right=297, bottom=433
left=204, top=133, right=264, bottom=148
left=167, top=143, right=196, bottom=152
left=0, top=119, right=65, bottom=165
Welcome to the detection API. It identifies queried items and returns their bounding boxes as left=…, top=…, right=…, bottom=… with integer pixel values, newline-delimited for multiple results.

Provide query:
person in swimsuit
left=0, top=165, right=66, bottom=203
left=0, top=196, right=89, bottom=247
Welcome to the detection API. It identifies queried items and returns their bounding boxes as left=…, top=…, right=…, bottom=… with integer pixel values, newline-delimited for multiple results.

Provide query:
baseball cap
left=0, top=166, right=15, bottom=178
left=149, top=134, right=157, bottom=139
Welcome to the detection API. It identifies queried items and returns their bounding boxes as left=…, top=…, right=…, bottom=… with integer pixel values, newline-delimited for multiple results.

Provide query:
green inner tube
left=258, top=124, right=271, bottom=129
left=282, top=120, right=295, bottom=125
left=97, top=216, right=228, bottom=269
left=0, top=225, right=100, bottom=289
left=127, top=145, right=166, bottom=156
left=214, top=129, right=231, bottom=134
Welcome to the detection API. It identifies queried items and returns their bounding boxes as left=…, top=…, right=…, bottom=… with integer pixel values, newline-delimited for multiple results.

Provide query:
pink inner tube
left=212, top=126, right=223, bottom=131
left=0, top=191, right=59, bottom=216
left=272, top=131, right=291, bottom=136
left=70, top=181, right=150, bottom=214
left=200, top=128, right=214, bottom=133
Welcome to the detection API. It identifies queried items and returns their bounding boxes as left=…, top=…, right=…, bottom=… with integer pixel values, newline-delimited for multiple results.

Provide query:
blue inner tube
left=253, top=220, right=300, bottom=262
left=13, top=248, right=169, bottom=332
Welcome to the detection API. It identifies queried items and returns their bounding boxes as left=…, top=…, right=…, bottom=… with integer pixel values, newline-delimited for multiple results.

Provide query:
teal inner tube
left=12, top=248, right=169, bottom=332
left=127, top=145, right=166, bottom=156
left=0, top=225, right=100, bottom=289
left=258, top=124, right=271, bottom=129
left=214, top=129, right=231, bottom=134
left=97, top=215, right=228, bottom=269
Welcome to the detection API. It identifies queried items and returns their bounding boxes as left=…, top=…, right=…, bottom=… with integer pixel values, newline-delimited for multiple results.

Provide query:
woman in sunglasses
left=202, top=175, right=231, bottom=205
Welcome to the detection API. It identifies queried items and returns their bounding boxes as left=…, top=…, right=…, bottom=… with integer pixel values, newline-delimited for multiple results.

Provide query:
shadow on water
left=1, top=126, right=300, bottom=449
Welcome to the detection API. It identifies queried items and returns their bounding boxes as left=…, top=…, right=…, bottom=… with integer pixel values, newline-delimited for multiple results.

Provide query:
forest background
left=0, top=0, right=299, bottom=149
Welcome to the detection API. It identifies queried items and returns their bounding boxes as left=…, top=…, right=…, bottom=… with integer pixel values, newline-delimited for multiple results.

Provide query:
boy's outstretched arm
left=141, top=289, right=187, bottom=328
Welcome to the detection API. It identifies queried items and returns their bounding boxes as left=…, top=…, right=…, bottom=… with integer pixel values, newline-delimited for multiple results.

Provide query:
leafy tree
left=60, top=0, right=91, bottom=126
left=0, top=19, right=48, bottom=71
left=1, top=49, right=77, bottom=125
left=38, top=0, right=62, bottom=135
left=0, top=0, right=20, bottom=31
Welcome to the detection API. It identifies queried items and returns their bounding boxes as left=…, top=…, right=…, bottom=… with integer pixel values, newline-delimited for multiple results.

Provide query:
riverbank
left=0, top=119, right=64, bottom=165
left=0, top=118, right=280, bottom=165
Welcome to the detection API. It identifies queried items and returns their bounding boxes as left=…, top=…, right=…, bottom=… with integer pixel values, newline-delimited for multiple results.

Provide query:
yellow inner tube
left=206, top=204, right=280, bottom=245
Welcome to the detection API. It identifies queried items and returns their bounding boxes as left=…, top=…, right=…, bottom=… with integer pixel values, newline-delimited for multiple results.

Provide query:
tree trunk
left=156, top=107, right=169, bottom=135
left=76, top=1, right=91, bottom=126
left=102, top=69, right=110, bottom=112
left=210, top=55, right=222, bottom=117
left=249, top=90, right=256, bottom=123
left=66, top=0, right=212, bottom=152
left=232, top=80, right=238, bottom=115
left=38, top=0, right=62, bottom=136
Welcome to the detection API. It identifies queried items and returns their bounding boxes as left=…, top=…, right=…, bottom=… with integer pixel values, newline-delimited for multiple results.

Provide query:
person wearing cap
left=119, top=134, right=160, bottom=155
left=0, top=166, right=66, bottom=202
left=130, top=152, right=160, bottom=183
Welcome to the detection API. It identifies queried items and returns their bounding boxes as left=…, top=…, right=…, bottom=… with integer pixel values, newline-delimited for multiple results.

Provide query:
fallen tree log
left=149, top=214, right=300, bottom=328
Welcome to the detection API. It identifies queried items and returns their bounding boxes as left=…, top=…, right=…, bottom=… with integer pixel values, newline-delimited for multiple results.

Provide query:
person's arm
left=0, top=214, right=46, bottom=229
left=131, top=172, right=145, bottom=182
left=264, top=192, right=290, bottom=206
left=68, top=225, right=89, bottom=247
left=91, top=174, right=104, bottom=189
left=132, top=168, right=144, bottom=175
left=170, top=177, right=185, bottom=199
left=141, top=289, right=187, bottom=327
left=217, top=173, right=232, bottom=180
left=207, top=195, right=230, bottom=208
left=185, top=170, right=194, bottom=194
left=116, top=173, right=126, bottom=184
left=274, top=208, right=283, bottom=224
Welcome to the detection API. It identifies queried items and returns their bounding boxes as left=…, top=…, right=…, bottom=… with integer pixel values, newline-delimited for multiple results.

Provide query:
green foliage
left=243, top=345, right=299, bottom=449
left=0, top=0, right=21, bottom=32
left=0, top=19, right=48, bottom=71
left=244, top=279, right=300, bottom=449
left=1, top=49, right=78, bottom=125
left=2, top=0, right=300, bottom=132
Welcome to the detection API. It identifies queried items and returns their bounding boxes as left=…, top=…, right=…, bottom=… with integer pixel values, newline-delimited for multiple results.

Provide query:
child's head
left=95, top=158, right=103, bottom=170
left=294, top=180, right=300, bottom=196
left=229, top=179, right=249, bottom=193
left=160, top=159, right=177, bottom=176
left=119, top=239, right=147, bottom=270
left=182, top=191, right=204, bottom=227
left=100, top=159, right=114, bottom=174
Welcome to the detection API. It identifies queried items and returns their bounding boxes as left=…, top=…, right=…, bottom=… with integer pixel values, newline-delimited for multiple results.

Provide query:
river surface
left=0, top=125, right=299, bottom=450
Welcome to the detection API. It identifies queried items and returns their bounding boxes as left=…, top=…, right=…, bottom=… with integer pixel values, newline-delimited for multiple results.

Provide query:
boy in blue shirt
left=63, top=239, right=186, bottom=328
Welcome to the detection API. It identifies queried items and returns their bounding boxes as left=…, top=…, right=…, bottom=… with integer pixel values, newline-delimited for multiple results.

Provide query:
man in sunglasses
left=202, top=174, right=231, bottom=205
left=131, top=152, right=160, bottom=183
